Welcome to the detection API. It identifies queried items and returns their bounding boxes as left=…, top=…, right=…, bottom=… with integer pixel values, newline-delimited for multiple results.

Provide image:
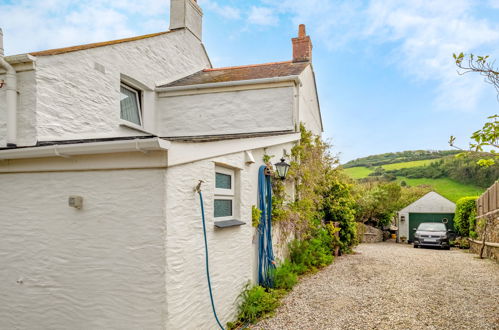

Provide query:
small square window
left=214, top=199, right=233, bottom=218
left=216, top=172, right=232, bottom=189
left=120, top=84, right=142, bottom=126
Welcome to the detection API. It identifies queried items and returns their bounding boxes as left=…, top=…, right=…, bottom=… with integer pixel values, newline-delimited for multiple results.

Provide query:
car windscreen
left=417, top=223, right=446, bottom=231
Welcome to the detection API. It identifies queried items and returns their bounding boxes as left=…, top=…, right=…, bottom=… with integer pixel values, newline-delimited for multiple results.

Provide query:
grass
left=344, top=159, right=442, bottom=179
left=381, top=159, right=440, bottom=170
left=397, top=177, right=485, bottom=202
left=343, top=166, right=372, bottom=179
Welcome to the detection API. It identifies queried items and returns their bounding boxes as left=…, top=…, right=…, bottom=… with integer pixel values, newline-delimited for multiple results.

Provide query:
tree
left=449, top=114, right=498, bottom=166
left=453, top=53, right=499, bottom=97
left=450, top=53, right=499, bottom=166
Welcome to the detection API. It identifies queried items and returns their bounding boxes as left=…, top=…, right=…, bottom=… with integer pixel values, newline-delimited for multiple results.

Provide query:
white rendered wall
left=157, top=86, right=295, bottom=137
left=0, top=169, right=167, bottom=329
left=298, top=65, right=323, bottom=135
left=34, top=29, right=210, bottom=142
left=164, top=141, right=295, bottom=329
left=0, top=69, right=37, bottom=147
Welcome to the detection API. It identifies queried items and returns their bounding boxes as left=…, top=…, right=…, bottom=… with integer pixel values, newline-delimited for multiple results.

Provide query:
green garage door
left=408, top=213, right=455, bottom=242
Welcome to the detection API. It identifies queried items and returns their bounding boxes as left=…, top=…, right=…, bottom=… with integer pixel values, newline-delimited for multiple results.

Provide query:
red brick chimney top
left=292, top=24, right=312, bottom=63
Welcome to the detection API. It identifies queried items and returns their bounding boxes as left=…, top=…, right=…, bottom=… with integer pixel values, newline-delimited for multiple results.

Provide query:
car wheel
left=413, top=244, right=418, bottom=248
left=444, top=246, right=450, bottom=250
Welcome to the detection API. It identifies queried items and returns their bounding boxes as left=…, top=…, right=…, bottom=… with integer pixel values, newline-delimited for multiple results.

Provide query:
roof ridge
left=203, top=60, right=294, bottom=72
left=29, top=30, right=176, bottom=57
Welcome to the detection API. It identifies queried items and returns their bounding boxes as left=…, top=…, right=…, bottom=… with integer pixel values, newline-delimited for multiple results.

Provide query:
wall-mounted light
left=274, top=158, right=290, bottom=180
left=400, top=215, right=405, bottom=222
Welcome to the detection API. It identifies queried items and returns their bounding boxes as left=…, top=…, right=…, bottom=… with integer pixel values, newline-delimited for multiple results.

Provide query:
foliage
left=454, top=196, right=479, bottom=237
left=321, top=172, right=358, bottom=252
left=289, top=232, right=334, bottom=275
left=229, top=284, right=284, bottom=327
left=272, top=260, right=298, bottom=291
left=454, top=53, right=499, bottom=97
left=252, top=206, right=261, bottom=228
left=450, top=115, right=499, bottom=167
left=354, top=182, right=431, bottom=227
left=396, top=177, right=484, bottom=203
left=343, top=150, right=459, bottom=168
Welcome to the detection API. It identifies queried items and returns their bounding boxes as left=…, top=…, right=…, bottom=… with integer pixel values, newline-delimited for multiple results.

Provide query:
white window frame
left=120, top=83, right=143, bottom=127
left=214, top=166, right=235, bottom=220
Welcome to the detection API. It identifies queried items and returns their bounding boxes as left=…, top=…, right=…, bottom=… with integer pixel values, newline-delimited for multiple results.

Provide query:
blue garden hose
left=257, top=166, right=276, bottom=288
left=198, top=189, right=225, bottom=330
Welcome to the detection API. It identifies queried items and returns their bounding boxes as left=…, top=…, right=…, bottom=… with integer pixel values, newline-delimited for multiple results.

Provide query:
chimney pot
left=298, top=24, right=306, bottom=38
left=292, top=24, right=312, bottom=63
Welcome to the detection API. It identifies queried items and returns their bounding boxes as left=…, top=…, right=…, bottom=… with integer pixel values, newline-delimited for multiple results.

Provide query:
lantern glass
left=274, top=158, right=290, bottom=180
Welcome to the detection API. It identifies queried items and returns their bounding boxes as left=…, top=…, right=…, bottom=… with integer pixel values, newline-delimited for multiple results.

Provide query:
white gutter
left=155, top=75, right=302, bottom=93
left=0, top=138, right=170, bottom=160
left=0, top=28, right=18, bottom=147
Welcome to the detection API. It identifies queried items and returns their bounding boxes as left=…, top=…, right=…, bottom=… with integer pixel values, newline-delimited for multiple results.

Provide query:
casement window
left=120, top=83, right=142, bottom=126
left=214, top=167, right=235, bottom=219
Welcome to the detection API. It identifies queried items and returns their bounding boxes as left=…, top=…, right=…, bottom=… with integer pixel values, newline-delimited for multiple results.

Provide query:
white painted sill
left=119, top=120, right=155, bottom=135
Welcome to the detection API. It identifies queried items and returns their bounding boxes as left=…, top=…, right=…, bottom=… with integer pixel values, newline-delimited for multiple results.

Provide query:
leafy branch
left=453, top=53, right=499, bottom=99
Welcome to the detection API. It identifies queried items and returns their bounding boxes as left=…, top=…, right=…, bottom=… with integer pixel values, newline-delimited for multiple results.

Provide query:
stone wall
left=359, top=224, right=383, bottom=243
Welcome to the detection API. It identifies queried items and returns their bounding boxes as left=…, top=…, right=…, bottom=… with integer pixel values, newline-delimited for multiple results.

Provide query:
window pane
left=214, top=199, right=232, bottom=217
left=215, top=172, right=232, bottom=189
left=120, top=85, right=141, bottom=125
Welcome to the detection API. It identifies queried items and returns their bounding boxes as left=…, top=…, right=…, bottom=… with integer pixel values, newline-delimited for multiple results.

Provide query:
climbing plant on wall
left=271, top=124, right=357, bottom=249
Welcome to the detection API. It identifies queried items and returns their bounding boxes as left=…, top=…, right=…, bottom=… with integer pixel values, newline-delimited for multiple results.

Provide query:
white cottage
left=397, top=192, right=456, bottom=243
left=0, top=1, right=322, bottom=329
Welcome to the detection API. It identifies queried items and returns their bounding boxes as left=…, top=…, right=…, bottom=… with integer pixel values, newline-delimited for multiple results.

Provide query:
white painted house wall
left=0, top=169, right=167, bottom=329
left=0, top=29, right=210, bottom=148
left=0, top=137, right=297, bottom=329
left=34, top=29, right=210, bottom=143
left=157, top=85, right=295, bottom=137
left=298, top=65, right=323, bottom=135
left=163, top=140, right=296, bottom=329
left=398, top=192, right=456, bottom=241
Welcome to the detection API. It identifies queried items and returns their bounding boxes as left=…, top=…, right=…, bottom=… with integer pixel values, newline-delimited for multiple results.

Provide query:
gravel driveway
left=254, top=242, right=499, bottom=330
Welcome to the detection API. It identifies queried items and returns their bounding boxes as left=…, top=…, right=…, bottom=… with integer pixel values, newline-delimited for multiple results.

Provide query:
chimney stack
left=170, top=0, right=203, bottom=40
left=292, top=24, right=312, bottom=62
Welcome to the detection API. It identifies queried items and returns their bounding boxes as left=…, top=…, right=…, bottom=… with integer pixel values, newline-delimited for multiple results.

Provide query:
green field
left=396, top=177, right=484, bottom=202
left=381, top=159, right=438, bottom=170
left=343, top=158, right=485, bottom=202
left=344, top=159, right=441, bottom=179
left=343, top=166, right=373, bottom=179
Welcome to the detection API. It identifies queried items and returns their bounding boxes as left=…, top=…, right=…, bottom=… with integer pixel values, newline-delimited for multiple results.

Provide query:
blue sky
left=1, top=0, right=499, bottom=162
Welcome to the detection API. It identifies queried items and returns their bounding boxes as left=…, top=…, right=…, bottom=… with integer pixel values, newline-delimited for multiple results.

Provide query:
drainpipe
left=0, top=28, right=18, bottom=147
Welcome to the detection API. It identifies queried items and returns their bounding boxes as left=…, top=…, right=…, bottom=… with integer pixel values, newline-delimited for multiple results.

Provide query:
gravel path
left=254, top=242, right=499, bottom=330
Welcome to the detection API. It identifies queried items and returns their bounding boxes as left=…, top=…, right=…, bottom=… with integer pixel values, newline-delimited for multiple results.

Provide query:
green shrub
left=232, top=285, right=283, bottom=326
left=289, top=233, right=334, bottom=275
left=273, top=260, right=298, bottom=291
left=454, top=196, right=478, bottom=237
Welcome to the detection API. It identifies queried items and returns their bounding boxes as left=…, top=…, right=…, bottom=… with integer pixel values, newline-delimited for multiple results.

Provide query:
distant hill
left=342, top=150, right=498, bottom=202
left=343, top=150, right=460, bottom=168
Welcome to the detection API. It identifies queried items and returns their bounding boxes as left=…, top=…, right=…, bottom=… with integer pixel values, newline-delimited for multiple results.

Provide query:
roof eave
left=156, top=75, right=302, bottom=95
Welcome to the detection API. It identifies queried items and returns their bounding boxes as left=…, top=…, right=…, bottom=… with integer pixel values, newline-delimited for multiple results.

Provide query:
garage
left=408, top=213, right=455, bottom=242
left=397, top=192, right=456, bottom=243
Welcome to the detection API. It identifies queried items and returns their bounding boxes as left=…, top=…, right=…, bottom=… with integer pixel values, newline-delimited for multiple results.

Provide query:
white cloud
left=198, top=0, right=241, bottom=20
left=263, top=0, right=499, bottom=112
left=0, top=0, right=169, bottom=55
left=248, top=6, right=279, bottom=26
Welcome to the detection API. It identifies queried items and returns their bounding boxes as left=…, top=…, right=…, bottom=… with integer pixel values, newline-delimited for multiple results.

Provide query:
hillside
left=343, top=150, right=460, bottom=168
left=343, top=151, right=496, bottom=202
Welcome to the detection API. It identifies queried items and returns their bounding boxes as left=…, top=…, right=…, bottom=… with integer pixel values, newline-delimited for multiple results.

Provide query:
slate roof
left=161, top=61, right=309, bottom=87
left=29, top=31, right=174, bottom=56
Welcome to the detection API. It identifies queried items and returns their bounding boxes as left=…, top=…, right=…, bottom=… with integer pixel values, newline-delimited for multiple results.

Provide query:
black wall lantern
left=274, top=158, right=290, bottom=180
